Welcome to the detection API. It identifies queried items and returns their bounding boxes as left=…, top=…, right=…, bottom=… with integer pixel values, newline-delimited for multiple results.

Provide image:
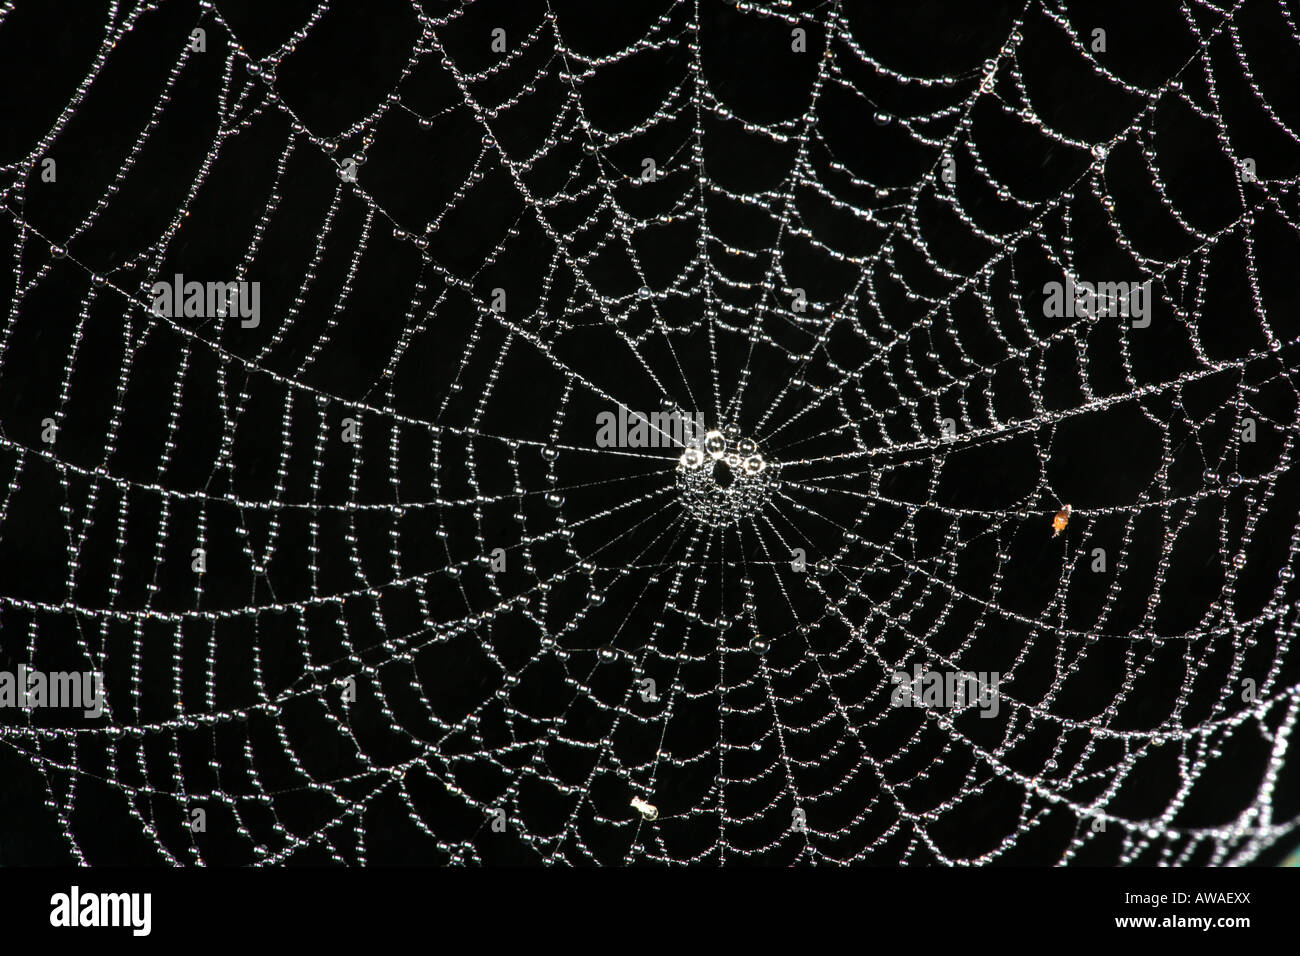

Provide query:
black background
left=0, top=0, right=1298, bottom=870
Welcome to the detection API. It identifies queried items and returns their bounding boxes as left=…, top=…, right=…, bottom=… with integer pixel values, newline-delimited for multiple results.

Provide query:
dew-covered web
left=1, top=0, right=1300, bottom=866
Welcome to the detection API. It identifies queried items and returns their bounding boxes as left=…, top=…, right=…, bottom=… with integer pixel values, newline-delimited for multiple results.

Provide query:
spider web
left=0, top=0, right=1299, bottom=866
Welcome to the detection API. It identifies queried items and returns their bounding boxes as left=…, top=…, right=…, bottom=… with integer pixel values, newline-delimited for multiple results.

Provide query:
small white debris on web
left=630, top=796, right=658, bottom=821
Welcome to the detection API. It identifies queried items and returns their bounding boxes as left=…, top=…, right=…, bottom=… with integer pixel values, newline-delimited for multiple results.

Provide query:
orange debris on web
left=1051, top=504, right=1071, bottom=538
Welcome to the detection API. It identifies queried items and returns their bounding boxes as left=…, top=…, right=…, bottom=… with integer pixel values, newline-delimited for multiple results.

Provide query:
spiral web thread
left=0, top=0, right=1299, bottom=866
